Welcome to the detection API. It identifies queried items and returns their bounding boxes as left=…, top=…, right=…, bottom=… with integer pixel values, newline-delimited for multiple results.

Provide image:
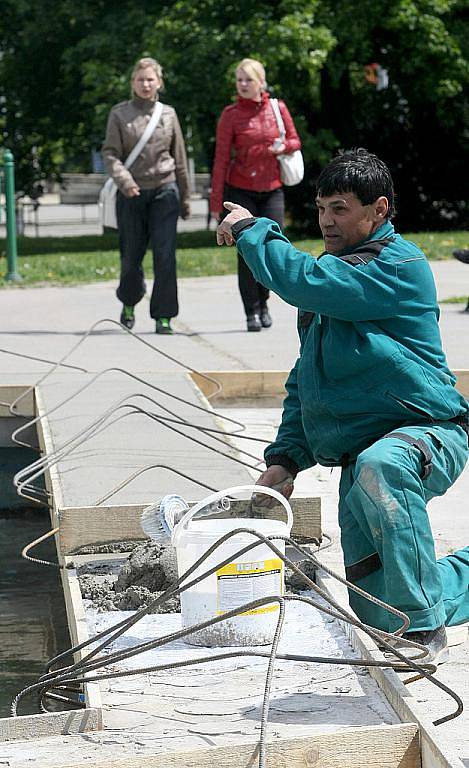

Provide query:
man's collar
left=331, top=220, right=395, bottom=259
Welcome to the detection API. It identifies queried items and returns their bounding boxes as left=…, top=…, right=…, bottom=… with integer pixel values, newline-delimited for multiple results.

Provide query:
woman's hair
left=235, top=58, right=265, bottom=87
left=131, top=57, right=164, bottom=90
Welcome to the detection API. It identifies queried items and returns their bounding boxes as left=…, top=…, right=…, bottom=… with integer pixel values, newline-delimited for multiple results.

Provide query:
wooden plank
left=60, top=561, right=103, bottom=719
left=0, top=708, right=100, bottom=742
left=191, top=369, right=469, bottom=400
left=35, top=386, right=64, bottom=514
left=454, top=370, right=469, bottom=398
left=58, top=723, right=420, bottom=768
left=58, top=497, right=321, bottom=555
left=190, top=370, right=287, bottom=401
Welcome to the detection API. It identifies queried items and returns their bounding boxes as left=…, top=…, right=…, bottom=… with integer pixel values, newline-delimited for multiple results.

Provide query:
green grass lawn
left=0, top=229, right=467, bottom=288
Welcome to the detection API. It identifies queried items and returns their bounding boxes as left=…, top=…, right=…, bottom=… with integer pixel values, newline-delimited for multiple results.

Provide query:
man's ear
left=374, top=196, right=389, bottom=220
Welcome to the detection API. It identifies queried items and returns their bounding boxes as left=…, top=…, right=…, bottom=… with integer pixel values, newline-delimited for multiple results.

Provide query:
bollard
left=3, top=150, right=22, bottom=282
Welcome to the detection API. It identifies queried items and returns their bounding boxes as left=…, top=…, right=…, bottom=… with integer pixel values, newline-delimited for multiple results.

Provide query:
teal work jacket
left=236, top=218, right=468, bottom=470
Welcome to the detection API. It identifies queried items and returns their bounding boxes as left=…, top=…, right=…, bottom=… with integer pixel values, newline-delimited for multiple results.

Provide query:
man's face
left=315, top=191, right=388, bottom=254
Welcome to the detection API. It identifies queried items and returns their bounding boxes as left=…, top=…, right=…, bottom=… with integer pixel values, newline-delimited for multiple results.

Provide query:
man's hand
left=253, top=464, right=295, bottom=508
left=216, top=201, right=253, bottom=246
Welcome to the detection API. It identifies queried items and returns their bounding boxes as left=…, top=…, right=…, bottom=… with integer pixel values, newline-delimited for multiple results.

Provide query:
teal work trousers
left=339, top=421, right=469, bottom=632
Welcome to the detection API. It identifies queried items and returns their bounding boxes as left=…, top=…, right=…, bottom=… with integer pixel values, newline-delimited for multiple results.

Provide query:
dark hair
left=316, top=148, right=395, bottom=218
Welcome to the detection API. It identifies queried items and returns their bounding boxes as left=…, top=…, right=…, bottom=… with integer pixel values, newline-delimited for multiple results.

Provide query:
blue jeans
left=116, top=183, right=180, bottom=319
left=339, top=421, right=469, bottom=631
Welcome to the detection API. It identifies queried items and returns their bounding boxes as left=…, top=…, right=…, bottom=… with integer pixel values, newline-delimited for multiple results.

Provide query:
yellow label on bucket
left=216, top=558, right=283, bottom=615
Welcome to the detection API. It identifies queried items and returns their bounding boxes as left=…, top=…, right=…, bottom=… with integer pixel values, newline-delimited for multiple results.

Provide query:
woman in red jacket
left=210, top=58, right=301, bottom=332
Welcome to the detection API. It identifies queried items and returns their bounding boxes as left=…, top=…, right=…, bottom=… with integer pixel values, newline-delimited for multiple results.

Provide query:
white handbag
left=270, top=98, right=304, bottom=187
left=99, top=101, right=164, bottom=229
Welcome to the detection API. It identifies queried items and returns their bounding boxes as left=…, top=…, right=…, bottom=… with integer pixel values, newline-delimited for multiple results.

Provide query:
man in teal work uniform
left=217, top=148, right=469, bottom=663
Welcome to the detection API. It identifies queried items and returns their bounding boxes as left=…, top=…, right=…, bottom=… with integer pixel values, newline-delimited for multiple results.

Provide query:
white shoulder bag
left=270, top=98, right=304, bottom=187
left=99, top=101, right=164, bottom=229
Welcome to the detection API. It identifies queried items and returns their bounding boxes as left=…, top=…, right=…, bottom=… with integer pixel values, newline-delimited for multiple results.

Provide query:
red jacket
left=210, top=92, right=301, bottom=213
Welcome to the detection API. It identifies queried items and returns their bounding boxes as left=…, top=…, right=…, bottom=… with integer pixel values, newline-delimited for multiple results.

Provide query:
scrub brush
left=140, top=494, right=231, bottom=543
left=140, top=494, right=189, bottom=543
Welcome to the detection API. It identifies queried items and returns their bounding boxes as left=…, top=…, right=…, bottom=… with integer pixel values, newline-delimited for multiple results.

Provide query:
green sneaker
left=155, top=318, right=173, bottom=335
left=120, top=305, right=135, bottom=329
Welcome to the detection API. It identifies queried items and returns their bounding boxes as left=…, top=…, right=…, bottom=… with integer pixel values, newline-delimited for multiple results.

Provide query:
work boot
left=155, top=318, right=173, bottom=335
left=120, top=305, right=135, bottom=330
left=260, top=305, right=273, bottom=328
left=246, top=314, right=262, bottom=332
left=383, top=626, right=449, bottom=666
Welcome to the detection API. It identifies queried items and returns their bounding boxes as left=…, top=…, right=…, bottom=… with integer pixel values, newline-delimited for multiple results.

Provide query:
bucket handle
left=171, top=484, right=293, bottom=547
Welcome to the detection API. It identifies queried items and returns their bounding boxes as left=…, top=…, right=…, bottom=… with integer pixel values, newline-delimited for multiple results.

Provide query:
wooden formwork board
left=454, top=369, right=469, bottom=398
left=55, top=723, right=420, bottom=768
left=190, top=370, right=287, bottom=401
left=35, top=386, right=64, bottom=514
left=60, top=562, right=103, bottom=718
left=57, top=497, right=321, bottom=556
left=191, top=369, right=469, bottom=401
left=0, top=709, right=100, bottom=743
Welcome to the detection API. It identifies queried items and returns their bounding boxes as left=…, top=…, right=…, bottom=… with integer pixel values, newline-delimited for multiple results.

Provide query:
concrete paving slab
left=33, top=372, right=256, bottom=507
left=88, top=603, right=400, bottom=739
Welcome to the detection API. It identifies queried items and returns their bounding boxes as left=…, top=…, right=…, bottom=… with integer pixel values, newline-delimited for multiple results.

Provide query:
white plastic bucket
left=171, top=485, right=293, bottom=647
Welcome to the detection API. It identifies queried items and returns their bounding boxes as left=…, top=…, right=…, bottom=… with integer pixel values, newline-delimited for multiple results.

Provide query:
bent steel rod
left=14, top=530, right=462, bottom=733
left=9, top=318, right=223, bottom=415
left=12, top=364, right=246, bottom=450
left=14, top=399, right=264, bottom=503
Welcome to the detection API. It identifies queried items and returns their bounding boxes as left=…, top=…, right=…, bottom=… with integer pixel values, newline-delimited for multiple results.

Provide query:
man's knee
left=348, top=443, right=409, bottom=529
left=354, top=441, right=405, bottom=487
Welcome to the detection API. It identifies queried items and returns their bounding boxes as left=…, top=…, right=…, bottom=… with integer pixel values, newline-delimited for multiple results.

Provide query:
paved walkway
left=1, top=260, right=468, bottom=370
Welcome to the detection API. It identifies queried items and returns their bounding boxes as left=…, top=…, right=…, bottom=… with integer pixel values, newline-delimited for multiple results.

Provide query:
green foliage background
left=1, top=0, right=467, bottom=233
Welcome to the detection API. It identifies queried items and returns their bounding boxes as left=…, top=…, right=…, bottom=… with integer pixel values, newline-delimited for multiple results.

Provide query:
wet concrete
left=76, top=541, right=317, bottom=614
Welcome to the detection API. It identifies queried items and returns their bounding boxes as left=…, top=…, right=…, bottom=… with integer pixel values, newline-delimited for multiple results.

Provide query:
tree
left=144, top=0, right=468, bottom=231
left=316, top=0, right=469, bottom=230
left=1, top=0, right=467, bottom=230
left=0, top=1, right=171, bottom=194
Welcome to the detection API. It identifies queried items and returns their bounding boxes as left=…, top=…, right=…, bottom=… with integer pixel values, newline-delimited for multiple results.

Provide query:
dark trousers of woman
left=116, top=183, right=180, bottom=319
left=224, top=185, right=285, bottom=317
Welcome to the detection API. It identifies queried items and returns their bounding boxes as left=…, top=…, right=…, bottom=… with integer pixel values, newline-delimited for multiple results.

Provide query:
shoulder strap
left=270, top=98, right=286, bottom=138
left=338, top=237, right=395, bottom=265
left=124, top=101, right=164, bottom=170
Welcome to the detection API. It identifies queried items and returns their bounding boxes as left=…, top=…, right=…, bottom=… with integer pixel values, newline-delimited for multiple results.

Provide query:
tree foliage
left=1, top=0, right=467, bottom=230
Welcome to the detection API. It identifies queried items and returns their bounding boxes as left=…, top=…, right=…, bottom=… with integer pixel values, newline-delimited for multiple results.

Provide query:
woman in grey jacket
left=102, top=57, right=191, bottom=334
